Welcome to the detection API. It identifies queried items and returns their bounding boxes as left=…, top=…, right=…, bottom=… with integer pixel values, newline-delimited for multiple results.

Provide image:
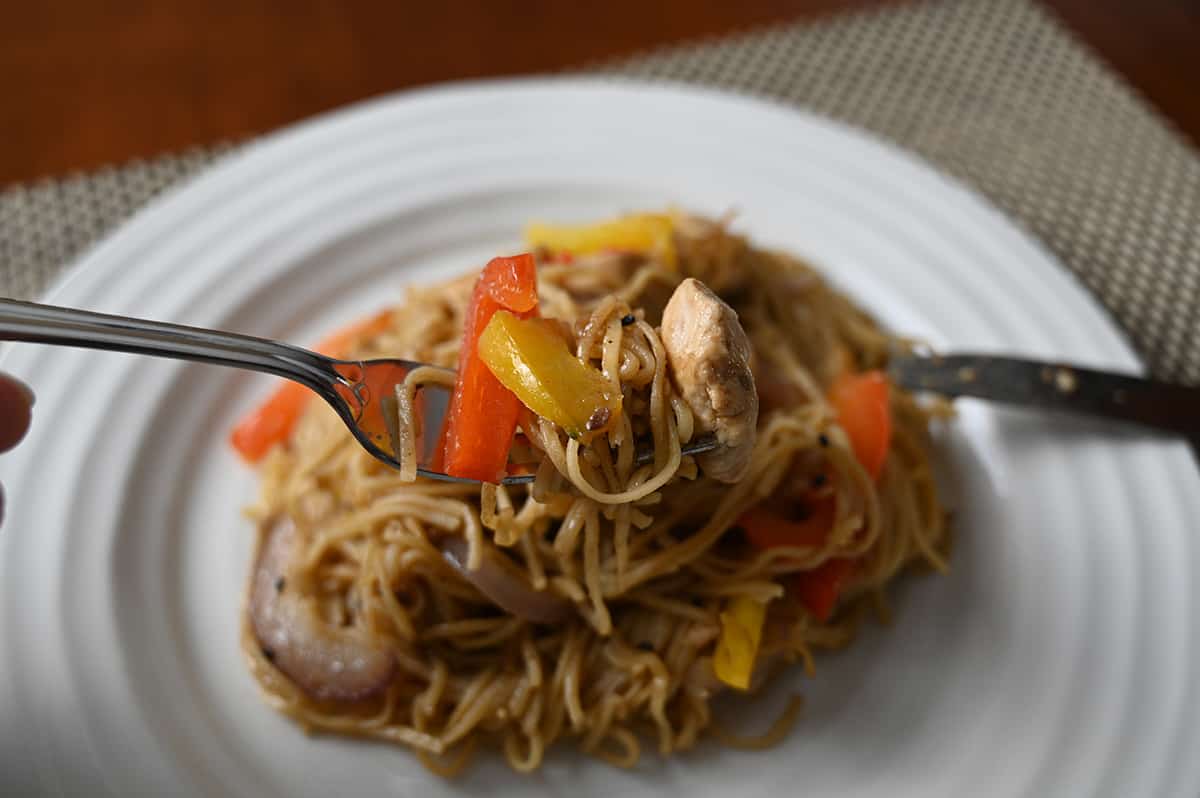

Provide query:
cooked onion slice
left=439, top=536, right=572, bottom=625
left=250, top=518, right=396, bottom=702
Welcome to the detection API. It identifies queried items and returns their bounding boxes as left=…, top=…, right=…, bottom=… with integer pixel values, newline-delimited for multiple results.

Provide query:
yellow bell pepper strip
left=713, top=596, right=768, bottom=690
left=230, top=310, right=394, bottom=463
left=525, top=213, right=677, bottom=270
left=477, top=310, right=621, bottom=440
left=829, top=370, right=892, bottom=480
left=440, top=254, right=540, bottom=483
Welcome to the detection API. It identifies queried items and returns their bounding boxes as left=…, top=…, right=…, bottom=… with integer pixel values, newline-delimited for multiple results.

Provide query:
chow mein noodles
left=234, top=211, right=950, bottom=775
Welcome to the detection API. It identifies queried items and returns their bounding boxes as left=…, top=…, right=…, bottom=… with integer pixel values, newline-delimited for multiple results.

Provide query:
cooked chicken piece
left=660, top=278, right=758, bottom=482
left=250, top=518, right=395, bottom=702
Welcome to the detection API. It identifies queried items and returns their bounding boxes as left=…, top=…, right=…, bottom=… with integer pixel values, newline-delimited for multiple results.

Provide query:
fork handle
left=0, top=298, right=341, bottom=395
left=889, top=353, right=1200, bottom=443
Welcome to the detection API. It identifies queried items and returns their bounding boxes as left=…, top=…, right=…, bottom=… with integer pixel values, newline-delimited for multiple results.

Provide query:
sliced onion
left=439, top=536, right=572, bottom=625
left=250, top=518, right=396, bottom=702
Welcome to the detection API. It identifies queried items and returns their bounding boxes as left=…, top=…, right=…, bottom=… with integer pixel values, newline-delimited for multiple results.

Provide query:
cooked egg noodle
left=241, top=216, right=950, bottom=774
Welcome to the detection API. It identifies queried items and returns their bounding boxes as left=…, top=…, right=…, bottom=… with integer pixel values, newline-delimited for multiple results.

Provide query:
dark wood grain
left=0, top=0, right=1196, bottom=185
left=1045, top=0, right=1200, bottom=143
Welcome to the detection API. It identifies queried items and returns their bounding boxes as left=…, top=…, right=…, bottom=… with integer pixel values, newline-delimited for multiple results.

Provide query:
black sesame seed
left=818, top=434, right=830, bottom=447
left=811, top=474, right=827, bottom=488
left=636, top=641, right=655, bottom=652
left=261, top=647, right=276, bottom=662
left=620, top=314, right=636, bottom=326
left=274, top=576, right=286, bottom=593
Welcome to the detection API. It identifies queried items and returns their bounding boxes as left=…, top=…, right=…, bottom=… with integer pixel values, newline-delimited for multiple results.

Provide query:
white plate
left=2, top=79, right=1198, bottom=797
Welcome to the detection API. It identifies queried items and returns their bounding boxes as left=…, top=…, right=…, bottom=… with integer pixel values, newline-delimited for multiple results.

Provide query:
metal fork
left=0, top=299, right=718, bottom=485
left=4, top=299, right=1194, bottom=486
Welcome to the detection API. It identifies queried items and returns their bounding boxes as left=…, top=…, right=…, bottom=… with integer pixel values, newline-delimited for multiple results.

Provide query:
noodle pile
left=241, top=213, right=950, bottom=774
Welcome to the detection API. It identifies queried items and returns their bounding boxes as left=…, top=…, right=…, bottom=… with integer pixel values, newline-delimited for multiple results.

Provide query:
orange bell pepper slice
left=230, top=310, right=394, bottom=462
left=829, top=370, right=892, bottom=480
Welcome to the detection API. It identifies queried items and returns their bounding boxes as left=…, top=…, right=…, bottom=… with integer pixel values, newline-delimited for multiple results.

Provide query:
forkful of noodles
left=228, top=249, right=753, bottom=493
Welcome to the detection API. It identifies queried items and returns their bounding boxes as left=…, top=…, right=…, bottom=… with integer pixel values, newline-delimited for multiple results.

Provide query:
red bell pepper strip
left=794, top=558, right=857, bottom=622
left=739, top=498, right=836, bottom=550
left=829, top=370, right=892, bottom=480
left=230, top=310, right=394, bottom=462
left=738, top=499, right=857, bottom=621
left=440, top=254, right=539, bottom=482
left=736, top=368, right=890, bottom=620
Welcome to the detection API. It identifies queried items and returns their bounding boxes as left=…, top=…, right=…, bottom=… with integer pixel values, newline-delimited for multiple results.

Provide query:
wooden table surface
left=2, top=0, right=1197, bottom=186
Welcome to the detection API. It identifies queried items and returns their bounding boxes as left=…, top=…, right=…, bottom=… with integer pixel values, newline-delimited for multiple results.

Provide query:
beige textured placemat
left=2, top=0, right=1197, bottom=381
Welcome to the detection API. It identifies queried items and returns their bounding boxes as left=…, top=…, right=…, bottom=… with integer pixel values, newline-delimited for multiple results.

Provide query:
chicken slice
left=660, top=278, right=758, bottom=482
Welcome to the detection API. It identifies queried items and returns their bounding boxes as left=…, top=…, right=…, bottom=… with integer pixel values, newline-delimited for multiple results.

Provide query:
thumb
left=0, top=373, right=34, bottom=453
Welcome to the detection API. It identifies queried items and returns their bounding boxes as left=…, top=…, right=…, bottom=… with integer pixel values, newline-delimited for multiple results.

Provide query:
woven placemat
left=2, top=0, right=1197, bottom=382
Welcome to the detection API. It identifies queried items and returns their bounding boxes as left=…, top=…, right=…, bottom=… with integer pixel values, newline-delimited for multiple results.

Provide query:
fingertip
left=0, top=373, right=33, bottom=402
left=13, top=378, right=34, bottom=407
left=0, top=375, right=33, bottom=453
